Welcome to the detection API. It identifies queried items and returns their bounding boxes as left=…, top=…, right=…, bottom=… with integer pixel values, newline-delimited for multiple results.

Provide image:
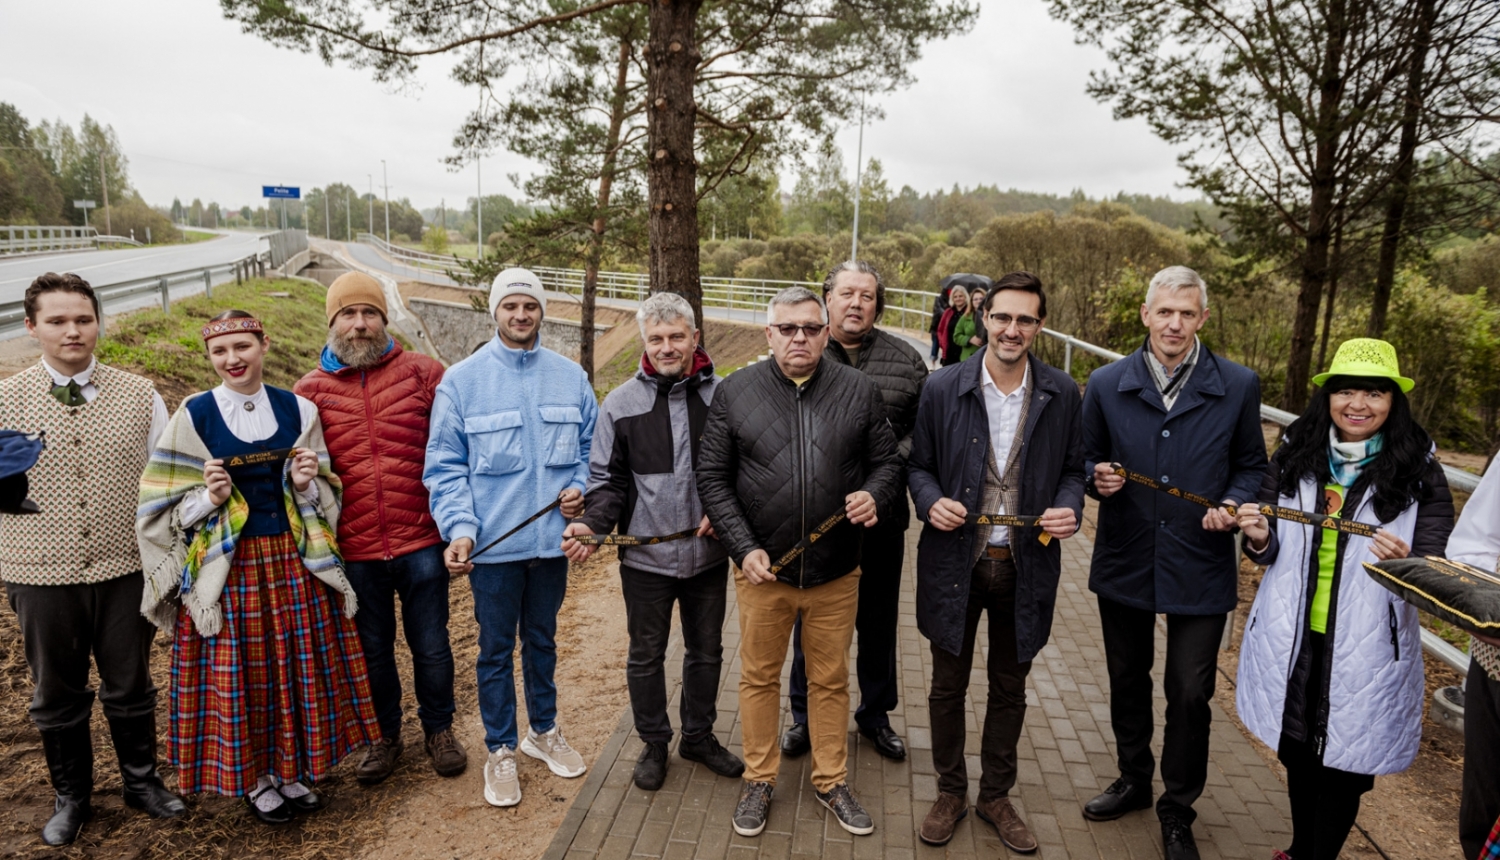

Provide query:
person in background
left=137, top=310, right=378, bottom=825
left=953, top=282, right=989, bottom=363
left=1450, top=456, right=1500, bottom=859
left=561, top=293, right=743, bottom=791
left=937, top=285, right=969, bottom=367
left=3, top=273, right=184, bottom=846
left=1236, top=338, right=1452, bottom=860
left=928, top=284, right=951, bottom=367
left=423, top=268, right=595, bottom=809
left=1080, top=265, right=1268, bottom=860
left=294, top=272, right=465, bottom=786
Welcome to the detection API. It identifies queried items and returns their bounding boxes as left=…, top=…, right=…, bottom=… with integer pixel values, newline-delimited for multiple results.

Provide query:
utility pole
left=367, top=174, right=374, bottom=239
left=345, top=189, right=351, bottom=241
left=99, top=155, right=112, bottom=236
left=476, top=155, right=482, bottom=257
left=850, top=91, right=865, bottom=263
left=324, top=189, right=331, bottom=239
left=381, top=160, right=390, bottom=246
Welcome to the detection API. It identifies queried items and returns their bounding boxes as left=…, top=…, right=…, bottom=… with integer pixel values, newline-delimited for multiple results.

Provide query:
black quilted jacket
left=826, top=328, right=928, bottom=530
left=696, top=357, right=902, bottom=587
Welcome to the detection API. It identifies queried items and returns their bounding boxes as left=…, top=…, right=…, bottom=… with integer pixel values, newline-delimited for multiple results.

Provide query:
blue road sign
left=263, top=185, right=301, bottom=200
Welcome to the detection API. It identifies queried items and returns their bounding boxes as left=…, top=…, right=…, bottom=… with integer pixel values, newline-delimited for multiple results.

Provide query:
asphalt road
left=0, top=230, right=266, bottom=305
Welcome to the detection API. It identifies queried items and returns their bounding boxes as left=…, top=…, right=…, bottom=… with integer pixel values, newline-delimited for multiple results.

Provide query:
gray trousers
left=4, top=572, right=158, bottom=731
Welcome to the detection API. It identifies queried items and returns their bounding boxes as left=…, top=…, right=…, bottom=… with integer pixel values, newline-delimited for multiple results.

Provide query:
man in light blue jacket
left=423, top=267, right=597, bottom=810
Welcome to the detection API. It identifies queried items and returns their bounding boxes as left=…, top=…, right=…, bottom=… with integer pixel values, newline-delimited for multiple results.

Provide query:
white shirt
left=177, top=384, right=321, bottom=528
left=980, top=359, right=1030, bottom=546
left=42, top=357, right=169, bottom=454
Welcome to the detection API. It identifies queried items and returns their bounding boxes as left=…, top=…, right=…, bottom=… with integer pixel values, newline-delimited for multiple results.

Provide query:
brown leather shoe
left=425, top=728, right=468, bottom=777
left=919, top=792, right=968, bottom=846
left=356, top=736, right=403, bottom=785
left=977, top=797, right=1038, bottom=854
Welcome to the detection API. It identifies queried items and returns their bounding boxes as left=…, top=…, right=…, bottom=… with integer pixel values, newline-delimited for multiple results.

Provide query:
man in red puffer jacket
left=294, top=271, right=466, bottom=785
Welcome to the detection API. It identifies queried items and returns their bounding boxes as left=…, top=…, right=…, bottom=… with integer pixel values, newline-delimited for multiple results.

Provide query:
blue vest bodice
left=187, top=386, right=301, bottom=537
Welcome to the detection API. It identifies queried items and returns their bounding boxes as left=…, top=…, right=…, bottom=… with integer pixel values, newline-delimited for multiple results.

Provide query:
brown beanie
left=325, top=272, right=388, bottom=326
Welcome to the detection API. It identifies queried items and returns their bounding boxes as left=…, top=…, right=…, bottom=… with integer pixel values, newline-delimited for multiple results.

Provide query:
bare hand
left=928, top=498, right=968, bottom=532
left=289, top=448, right=320, bottom=493
left=1236, top=503, right=1270, bottom=549
left=445, top=537, right=475, bottom=577
left=558, top=488, right=584, bottom=519
left=1202, top=501, right=1239, bottom=533
left=204, top=459, right=232, bottom=507
left=846, top=490, right=879, bottom=527
left=1093, top=462, right=1125, bottom=498
left=561, top=522, right=596, bottom=563
left=1039, top=507, right=1078, bottom=540
left=741, top=549, right=774, bottom=585
left=1371, top=528, right=1411, bottom=561
left=696, top=515, right=716, bottom=539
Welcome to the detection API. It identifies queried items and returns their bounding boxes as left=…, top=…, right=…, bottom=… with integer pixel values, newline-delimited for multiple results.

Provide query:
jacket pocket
left=539, top=405, right=583, bottom=468
left=465, top=410, right=525, bottom=476
left=1388, top=602, right=1401, bottom=661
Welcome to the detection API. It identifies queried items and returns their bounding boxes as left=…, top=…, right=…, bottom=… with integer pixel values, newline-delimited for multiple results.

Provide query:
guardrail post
left=203, top=268, right=213, bottom=299
left=159, top=278, right=170, bottom=313
left=1064, top=339, right=1074, bottom=374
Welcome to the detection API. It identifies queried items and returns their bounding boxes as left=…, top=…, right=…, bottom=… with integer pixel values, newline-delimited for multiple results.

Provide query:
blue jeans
left=343, top=544, right=457, bottom=738
left=469, top=556, right=568, bottom=751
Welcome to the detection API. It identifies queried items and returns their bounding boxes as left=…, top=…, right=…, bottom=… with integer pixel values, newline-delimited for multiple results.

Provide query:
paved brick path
left=543, top=514, right=1293, bottom=859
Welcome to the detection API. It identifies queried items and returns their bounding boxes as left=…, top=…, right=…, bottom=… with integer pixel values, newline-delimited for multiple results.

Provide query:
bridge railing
left=0, top=253, right=266, bottom=337
left=2, top=225, right=98, bottom=254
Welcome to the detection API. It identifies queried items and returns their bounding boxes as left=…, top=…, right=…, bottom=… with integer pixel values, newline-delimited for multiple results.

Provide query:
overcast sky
left=1, top=0, right=1193, bottom=214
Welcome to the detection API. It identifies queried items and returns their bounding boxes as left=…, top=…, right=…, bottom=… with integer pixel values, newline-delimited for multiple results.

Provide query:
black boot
left=107, top=714, right=186, bottom=819
left=38, top=723, right=93, bottom=846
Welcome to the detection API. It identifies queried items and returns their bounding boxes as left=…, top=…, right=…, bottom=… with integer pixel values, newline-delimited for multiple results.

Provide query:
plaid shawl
left=136, top=391, right=354, bottom=636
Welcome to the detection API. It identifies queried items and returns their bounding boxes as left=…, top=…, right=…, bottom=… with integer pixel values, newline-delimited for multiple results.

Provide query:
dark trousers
left=343, top=543, right=457, bottom=739
left=5, top=572, right=158, bottom=731
left=1463, top=658, right=1500, bottom=859
left=1278, top=734, right=1373, bottom=860
left=789, top=522, right=903, bottom=730
left=929, top=557, right=1032, bottom=802
left=1097, top=595, right=1226, bottom=822
left=619, top=561, right=728, bottom=744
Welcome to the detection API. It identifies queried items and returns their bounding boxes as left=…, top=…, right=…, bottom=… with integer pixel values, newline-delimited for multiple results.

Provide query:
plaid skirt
left=169, top=531, right=379, bottom=796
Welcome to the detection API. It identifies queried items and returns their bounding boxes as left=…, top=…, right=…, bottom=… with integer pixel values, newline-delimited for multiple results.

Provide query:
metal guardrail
left=0, top=253, right=267, bottom=337
left=0, top=225, right=147, bottom=253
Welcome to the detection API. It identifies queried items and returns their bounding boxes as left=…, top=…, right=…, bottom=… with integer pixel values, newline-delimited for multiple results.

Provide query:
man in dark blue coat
left=908, top=272, right=1085, bottom=854
left=1080, top=266, right=1267, bottom=860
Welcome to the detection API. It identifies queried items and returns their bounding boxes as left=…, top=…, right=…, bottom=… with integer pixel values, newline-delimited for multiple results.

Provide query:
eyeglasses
left=986, top=313, right=1042, bottom=332
left=771, top=323, right=827, bottom=339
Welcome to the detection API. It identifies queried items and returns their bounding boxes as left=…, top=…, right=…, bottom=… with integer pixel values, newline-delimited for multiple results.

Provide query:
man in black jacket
left=782, top=260, right=926, bottom=763
left=908, top=271, right=1085, bottom=854
left=697, top=286, right=901, bottom=840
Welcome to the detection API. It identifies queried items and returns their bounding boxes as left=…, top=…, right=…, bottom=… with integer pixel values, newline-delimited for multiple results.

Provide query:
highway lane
left=0, top=231, right=266, bottom=304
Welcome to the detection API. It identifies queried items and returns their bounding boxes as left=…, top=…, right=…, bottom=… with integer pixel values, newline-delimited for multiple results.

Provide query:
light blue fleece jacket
left=423, top=335, right=597, bottom=564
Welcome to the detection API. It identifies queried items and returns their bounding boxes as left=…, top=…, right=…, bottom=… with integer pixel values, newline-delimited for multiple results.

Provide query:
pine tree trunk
left=647, top=0, right=705, bottom=335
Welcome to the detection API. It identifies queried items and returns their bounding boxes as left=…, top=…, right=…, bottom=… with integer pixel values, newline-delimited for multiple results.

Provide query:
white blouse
left=177, top=384, right=321, bottom=528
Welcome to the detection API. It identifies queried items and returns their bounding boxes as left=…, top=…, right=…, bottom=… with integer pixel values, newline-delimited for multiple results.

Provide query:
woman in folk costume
left=1234, top=338, right=1454, bottom=860
left=136, top=309, right=379, bottom=824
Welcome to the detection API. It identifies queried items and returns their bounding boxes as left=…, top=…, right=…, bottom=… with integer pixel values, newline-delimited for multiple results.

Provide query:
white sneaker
left=483, top=746, right=521, bottom=807
left=520, top=725, right=586, bottom=778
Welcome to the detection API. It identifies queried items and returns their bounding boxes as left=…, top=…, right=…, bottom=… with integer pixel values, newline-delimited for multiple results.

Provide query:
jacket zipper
left=361, top=370, right=394, bottom=560
left=1388, top=603, right=1400, bottom=661
left=795, top=380, right=806, bottom=586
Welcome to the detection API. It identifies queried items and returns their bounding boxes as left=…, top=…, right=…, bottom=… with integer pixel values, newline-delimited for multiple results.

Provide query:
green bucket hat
left=1312, top=337, right=1414, bottom=392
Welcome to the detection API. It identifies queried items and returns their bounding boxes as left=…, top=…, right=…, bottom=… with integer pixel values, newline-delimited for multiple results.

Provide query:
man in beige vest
left=1, top=273, right=184, bottom=846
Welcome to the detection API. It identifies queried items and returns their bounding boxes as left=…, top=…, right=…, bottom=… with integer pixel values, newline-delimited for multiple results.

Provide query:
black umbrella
left=939, top=273, right=993, bottom=294
left=0, top=429, right=44, bottom=515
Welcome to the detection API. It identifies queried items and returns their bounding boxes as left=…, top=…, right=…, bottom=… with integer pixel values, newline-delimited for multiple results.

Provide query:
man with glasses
left=908, top=271, right=1085, bottom=853
left=780, top=260, right=927, bottom=763
left=697, top=286, right=901, bottom=839
left=1080, top=266, right=1267, bottom=860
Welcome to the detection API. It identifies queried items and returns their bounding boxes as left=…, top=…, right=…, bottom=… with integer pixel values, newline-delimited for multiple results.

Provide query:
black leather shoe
left=779, top=723, right=810, bottom=758
left=1082, top=777, right=1153, bottom=821
left=39, top=724, right=93, bottom=846
left=633, top=742, right=669, bottom=790
left=859, top=725, right=907, bottom=761
left=279, top=783, right=325, bottom=814
left=679, top=734, right=745, bottom=778
left=246, top=786, right=293, bottom=825
left=1161, top=813, right=1201, bottom=860
left=108, top=714, right=186, bottom=819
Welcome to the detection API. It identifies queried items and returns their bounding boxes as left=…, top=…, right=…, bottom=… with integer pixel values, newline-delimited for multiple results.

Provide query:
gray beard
left=329, top=332, right=388, bottom=368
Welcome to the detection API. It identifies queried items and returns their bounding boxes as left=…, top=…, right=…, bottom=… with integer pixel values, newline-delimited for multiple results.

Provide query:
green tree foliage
left=0, top=103, right=65, bottom=224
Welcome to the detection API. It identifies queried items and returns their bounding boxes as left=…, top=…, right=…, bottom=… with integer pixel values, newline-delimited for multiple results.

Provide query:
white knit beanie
left=489, top=268, right=547, bottom=318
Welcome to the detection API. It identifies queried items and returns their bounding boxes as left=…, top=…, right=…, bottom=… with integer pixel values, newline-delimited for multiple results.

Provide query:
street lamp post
left=476, top=154, right=482, bottom=258
left=850, top=91, right=865, bottom=263
left=367, top=174, right=374, bottom=240
left=381, top=160, right=390, bottom=246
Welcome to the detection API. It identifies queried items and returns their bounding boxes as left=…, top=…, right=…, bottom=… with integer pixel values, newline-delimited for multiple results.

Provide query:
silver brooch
left=244, top=402, right=256, bottom=412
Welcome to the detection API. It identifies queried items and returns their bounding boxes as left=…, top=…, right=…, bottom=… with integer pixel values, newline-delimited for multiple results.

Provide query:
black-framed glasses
left=987, top=313, right=1042, bottom=332
left=771, top=323, right=827, bottom=339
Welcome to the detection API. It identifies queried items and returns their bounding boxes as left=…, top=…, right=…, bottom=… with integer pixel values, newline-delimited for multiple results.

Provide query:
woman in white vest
left=1234, top=338, right=1454, bottom=860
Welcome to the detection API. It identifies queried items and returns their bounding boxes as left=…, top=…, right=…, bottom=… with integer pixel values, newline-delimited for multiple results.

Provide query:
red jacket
left=294, top=342, right=445, bottom=561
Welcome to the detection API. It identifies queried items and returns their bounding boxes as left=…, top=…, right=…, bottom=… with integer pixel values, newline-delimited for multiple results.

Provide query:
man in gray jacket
left=563, top=292, right=744, bottom=791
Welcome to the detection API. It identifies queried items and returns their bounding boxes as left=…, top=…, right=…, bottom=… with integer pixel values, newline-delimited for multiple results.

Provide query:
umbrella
left=0, top=429, right=44, bottom=515
left=939, top=273, right=993, bottom=295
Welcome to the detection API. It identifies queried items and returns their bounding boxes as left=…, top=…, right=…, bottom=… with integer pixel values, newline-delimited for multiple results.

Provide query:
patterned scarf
left=1327, top=426, right=1383, bottom=488
left=136, top=393, right=353, bottom=636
